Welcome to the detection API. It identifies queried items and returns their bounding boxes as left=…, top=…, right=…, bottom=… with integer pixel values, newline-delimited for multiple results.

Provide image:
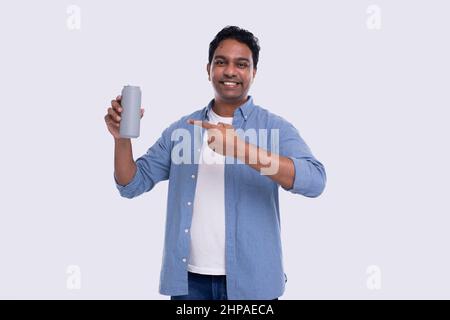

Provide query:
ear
left=206, top=63, right=211, bottom=81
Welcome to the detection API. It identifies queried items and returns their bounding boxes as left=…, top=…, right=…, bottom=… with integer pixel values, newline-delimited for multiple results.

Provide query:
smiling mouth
left=219, top=81, right=241, bottom=88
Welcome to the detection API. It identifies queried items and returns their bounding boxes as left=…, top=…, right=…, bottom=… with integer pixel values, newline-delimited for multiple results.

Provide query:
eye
left=215, top=60, right=225, bottom=65
left=237, top=62, right=248, bottom=68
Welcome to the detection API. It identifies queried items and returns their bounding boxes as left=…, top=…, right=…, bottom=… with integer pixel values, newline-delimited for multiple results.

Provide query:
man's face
left=207, top=39, right=256, bottom=104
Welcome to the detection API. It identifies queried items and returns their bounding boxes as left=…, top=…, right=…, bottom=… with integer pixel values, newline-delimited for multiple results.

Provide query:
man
left=104, top=26, right=326, bottom=300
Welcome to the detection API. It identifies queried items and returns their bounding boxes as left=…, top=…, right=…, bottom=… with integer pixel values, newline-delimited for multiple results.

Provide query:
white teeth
left=223, top=82, right=239, bottom=86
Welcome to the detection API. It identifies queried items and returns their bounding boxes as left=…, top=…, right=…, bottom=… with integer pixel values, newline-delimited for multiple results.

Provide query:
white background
left=0, top=0, right=449, bottom=299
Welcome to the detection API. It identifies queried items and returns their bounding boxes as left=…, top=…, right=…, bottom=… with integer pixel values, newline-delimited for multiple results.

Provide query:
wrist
left=114, top=137, right=131, bottom=146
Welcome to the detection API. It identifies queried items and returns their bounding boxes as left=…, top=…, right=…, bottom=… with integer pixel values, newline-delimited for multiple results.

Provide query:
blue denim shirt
left=115, top=96, right=326, bottom=300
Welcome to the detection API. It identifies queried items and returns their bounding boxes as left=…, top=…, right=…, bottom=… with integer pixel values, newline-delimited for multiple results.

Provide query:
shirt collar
left=204, top=96, right=255, bottom=121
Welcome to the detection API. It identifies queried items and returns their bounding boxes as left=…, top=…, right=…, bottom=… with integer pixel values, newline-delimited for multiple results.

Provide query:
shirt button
left=191, top=175, right=196, bottom=179
left=184, top=229, right=189, bottom=233
left=182, top=258, right=187, bottom=263
left=187, top=202, right=192, bottom=206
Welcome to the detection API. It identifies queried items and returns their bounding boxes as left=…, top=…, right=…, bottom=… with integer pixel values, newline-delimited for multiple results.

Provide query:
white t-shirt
left=187, top=109, right=233, bottom=275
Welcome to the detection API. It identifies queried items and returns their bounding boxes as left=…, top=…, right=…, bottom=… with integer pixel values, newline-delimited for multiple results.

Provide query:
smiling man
left=104, top=26, right=326, bottom=300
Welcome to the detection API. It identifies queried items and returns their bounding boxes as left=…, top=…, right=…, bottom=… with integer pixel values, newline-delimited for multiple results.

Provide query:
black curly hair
left=208, top=26, right=260, bottom=69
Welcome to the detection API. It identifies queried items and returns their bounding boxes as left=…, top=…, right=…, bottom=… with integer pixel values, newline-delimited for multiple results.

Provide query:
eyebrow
left=214, top=55, right=250, bottom=63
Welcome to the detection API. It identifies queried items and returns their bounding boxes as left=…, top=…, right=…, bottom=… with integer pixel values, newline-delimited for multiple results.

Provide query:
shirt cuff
left=114, top=170, right=140, bottom=198
left=285, top=157, right=312, bottom=194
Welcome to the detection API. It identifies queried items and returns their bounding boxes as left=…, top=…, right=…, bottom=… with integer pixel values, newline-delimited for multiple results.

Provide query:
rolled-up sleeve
left=114, top=124, right=173, bottom=199
left=279, top=121, right=326, bottom=197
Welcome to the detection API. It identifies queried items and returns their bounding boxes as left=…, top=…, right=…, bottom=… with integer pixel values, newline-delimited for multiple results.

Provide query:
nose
left=223, top=64, right=237, bottom=78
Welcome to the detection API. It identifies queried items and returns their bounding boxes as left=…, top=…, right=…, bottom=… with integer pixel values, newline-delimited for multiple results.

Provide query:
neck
left=212, top=96, right=249, bottom=117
